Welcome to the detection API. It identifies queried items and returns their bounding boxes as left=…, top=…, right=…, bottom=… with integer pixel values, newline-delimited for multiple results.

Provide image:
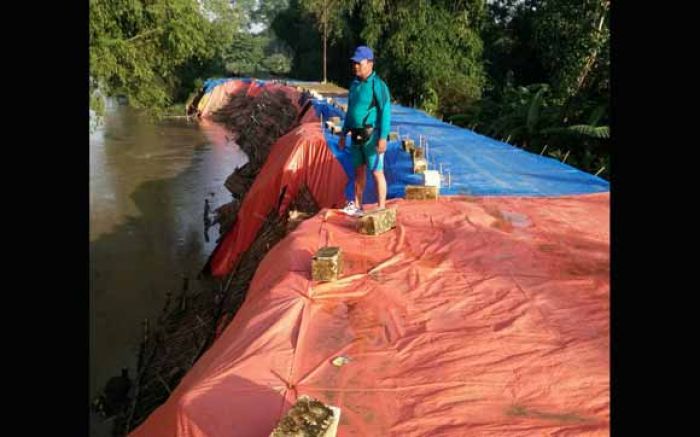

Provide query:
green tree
left=299, top=0, right=357, bottom=82
left=445, top=0, right=611, bottom=178
left=89, top=0, right=242, bottom=112
left=253, top=0, right=290, bottom=29
left=481, top=0, right=545, bottom=91
left=533, top=0, right=610, bottom=100
left=357, top=0, right=486, bottom=114
left=271, top=0, right=323, bottom=80
left=224, top=32, right=268, bottom=76
left=262, top=53, right=293, bottom=75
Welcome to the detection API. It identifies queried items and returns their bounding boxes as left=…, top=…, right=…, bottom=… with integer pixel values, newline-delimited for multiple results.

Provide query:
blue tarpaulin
left=313, top=97, right=609, bottom=203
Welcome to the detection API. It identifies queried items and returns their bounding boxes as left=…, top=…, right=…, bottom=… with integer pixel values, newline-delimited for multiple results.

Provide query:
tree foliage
left=91, top=0, right=610, bottom=178
left=355, top=0, right=486, bottom=115
left=273, top=0, right=486, bottom=107
left=272, top=0, right=324, bottom=80
left=450, top=0, right=611, bottom=178
left=298, top=0, right=358, bottom=82
left=89, top=0, right=242, bottom=112
left=533, top=0, right=610, bottom=100
left=224, top=32, right=267, bottom=76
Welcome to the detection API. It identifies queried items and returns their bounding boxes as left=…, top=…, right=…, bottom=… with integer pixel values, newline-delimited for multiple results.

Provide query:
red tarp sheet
left=198, top=81, right=302, bottom=118
left=132, top=193, right=609, bottom=436
left=208, top=122, right=348, bottom=277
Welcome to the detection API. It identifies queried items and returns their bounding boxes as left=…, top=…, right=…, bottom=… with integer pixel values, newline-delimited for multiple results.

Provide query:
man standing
left=339, top=46, right=392, bottom=216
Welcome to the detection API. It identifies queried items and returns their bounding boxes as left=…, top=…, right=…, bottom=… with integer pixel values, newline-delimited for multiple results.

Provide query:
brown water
left=89, top=104, right=245, bottom=433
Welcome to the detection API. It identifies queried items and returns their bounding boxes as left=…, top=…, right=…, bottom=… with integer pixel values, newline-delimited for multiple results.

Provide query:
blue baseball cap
left=350, top=46, right=374, bottom=63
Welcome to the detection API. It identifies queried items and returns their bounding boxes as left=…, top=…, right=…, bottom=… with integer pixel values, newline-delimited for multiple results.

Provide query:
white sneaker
left=341, top=201, right=363, bottom=217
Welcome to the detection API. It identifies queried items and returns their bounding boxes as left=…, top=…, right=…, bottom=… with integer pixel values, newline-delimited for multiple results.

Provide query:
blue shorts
left=350, top=133, right=384, bottom=171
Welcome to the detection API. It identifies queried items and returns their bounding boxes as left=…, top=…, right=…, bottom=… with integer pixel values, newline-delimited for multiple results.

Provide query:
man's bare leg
left=373, top=170, right=387, bottom=209
left=354, top=165, right=366, bottom=210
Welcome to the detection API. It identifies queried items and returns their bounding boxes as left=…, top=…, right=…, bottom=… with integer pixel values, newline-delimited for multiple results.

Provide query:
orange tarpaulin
left=132, top=193, right=609, bottom=436
left=208, top=122, right=348, bottom=277
left=198, top=80, right=302, bottom=118
left=198, top=81, right=337, bottom=278
left=198, top=80, right=248, bottom=117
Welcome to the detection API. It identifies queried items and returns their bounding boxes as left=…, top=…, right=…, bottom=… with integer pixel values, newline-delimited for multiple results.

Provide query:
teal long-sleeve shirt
left=342, top=71, right=391, bottom=140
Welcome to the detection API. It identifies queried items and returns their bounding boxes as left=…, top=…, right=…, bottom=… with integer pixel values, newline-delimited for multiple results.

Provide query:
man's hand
left=339, top=135, right=346, bottom=151
left=376, top=138, right=387, bottom=153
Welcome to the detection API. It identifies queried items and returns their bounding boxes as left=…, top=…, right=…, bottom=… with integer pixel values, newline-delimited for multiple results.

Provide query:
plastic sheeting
left=201, top=81, right=609, bottom=200
left=208, top=122, right=348, bottom=277
left=196, top=80, right=333, bottom=277
left=201, top=78, right=610, bottom=281
left=132, top=193, right=609, bottom=436
left=197, top=80, right=249, bottom=117
left=202, top=77, right=262, bottom=93
left=197, top=79, right=299, bottom=118
left=201, top=80, right=609, bottom=199
left=203, top=78, right=237, bottom=93
left=318, top=98, right=609, bottom=201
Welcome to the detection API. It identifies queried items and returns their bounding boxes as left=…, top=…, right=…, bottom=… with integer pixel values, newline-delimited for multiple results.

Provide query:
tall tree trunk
left=572, top=1, right=609, bottom=95
left=323, top=12, right=328, bottom=83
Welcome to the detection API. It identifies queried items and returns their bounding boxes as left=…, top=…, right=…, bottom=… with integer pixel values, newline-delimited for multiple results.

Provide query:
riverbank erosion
left=119, top=78, right=609, bottom=435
